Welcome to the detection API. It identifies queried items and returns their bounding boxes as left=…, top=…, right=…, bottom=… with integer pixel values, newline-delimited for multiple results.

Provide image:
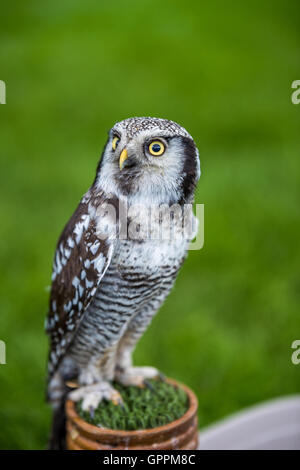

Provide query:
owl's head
left=95, top=117, right=200, bottom=205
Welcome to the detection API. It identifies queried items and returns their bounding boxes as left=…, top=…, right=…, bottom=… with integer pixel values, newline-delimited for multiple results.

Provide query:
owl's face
left=95, top=117, right=200, bottom=205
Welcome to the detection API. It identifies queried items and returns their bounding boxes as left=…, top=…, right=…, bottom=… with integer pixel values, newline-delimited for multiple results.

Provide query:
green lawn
left=0, top=0, right=299, bottom=449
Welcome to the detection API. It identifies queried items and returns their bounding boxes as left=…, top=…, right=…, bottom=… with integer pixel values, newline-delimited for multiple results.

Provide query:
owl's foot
left=115, top=366, right=162, bottom=387
left=69, top=381, right=123, bottom=412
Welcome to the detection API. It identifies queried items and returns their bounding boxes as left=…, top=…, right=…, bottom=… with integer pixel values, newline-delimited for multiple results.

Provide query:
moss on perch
left=76, top=379, right=189, bottom=431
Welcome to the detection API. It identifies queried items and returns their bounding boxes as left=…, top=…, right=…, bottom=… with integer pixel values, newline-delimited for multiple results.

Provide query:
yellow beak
left=119, top=148, right=128, bottom=170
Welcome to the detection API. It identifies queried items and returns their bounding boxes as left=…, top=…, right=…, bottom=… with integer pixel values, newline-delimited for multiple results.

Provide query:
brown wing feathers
left=46, top=193, right=114, bottom=379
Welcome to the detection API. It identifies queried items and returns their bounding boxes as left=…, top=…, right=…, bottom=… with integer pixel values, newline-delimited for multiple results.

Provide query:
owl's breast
left=114, top=237, right=187, bottom=282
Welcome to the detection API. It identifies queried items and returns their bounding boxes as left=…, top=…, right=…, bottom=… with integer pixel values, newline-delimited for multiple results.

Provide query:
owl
left=46, top=117, right=200, bottom=448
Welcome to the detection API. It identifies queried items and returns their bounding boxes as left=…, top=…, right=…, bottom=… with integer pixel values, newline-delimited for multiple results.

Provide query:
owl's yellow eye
left=112, top=136, right=120, bottom=151
left=148, top=140, right=165, bottom=156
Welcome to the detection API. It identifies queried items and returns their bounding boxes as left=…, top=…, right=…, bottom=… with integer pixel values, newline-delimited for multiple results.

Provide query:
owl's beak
left=119, top=148, right=128, bottom=170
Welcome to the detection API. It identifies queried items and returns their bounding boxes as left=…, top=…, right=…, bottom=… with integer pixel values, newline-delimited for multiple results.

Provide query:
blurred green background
left=0, top=0, right=299, bottom=449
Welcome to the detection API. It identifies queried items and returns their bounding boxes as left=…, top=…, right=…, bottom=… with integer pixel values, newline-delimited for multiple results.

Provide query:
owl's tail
left=47, top=374, right=68, bottom=450
left=48, top=396, right=67, bottom=450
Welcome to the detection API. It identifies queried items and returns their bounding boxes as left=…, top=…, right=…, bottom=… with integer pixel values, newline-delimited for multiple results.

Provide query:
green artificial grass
left=76, top=380, right=189, bottom=430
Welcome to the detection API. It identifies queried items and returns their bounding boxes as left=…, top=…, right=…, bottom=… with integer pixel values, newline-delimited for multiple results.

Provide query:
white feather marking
left=67, top=237, right=75, bottom=248
left=55, top=252, right=62, bottom=275
left=90, top=240, right=100, bottom=255
left=92, top=253, right=105, bottom=273
left=85, top=279, right=94, bottom=289
left=74, top=215, right=90, bottom=245
left=79, top=284, right=84, bottom=298
left=72, top=290, right=79, bottom=305
left=72, top=277, right=80, bottom=288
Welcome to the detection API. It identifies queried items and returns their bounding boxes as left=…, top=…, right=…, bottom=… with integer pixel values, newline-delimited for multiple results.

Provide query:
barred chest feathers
left=65, top=206, right=194, bottom=374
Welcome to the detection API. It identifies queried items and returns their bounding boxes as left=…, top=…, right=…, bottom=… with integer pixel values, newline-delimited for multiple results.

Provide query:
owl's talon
left=111, top=393, right=124, bottom=407
left=119, top=401, right=126, bottom=411
left=143, top=379, right=155, bottom=391
left=115, top=366, right=160, bottom=387
left=69, top=381, right=121, bottom=411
